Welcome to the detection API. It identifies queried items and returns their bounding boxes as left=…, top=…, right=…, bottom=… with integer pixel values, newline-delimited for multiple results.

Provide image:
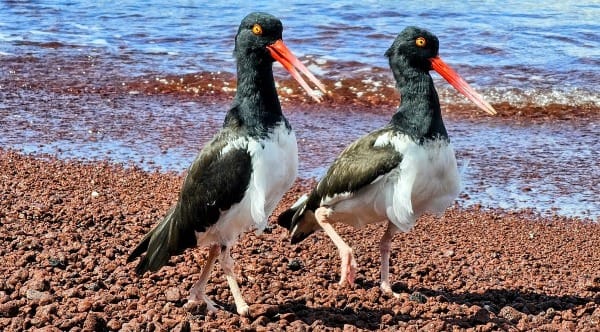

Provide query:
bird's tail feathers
left=289, top=209, right=320, bottom=244
left=277, top=193, right=308, bottom=230
left=127, top=206, right=196, bottom=275
left=278, top=193, right=321, bottom=244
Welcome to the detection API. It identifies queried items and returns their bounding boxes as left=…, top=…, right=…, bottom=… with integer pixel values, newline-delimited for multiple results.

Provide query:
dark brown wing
left=282, top=127, right=402, bottom=244
left=128, top=127, right=252, bottom=273
left=307, top=127, right=402, bottom=209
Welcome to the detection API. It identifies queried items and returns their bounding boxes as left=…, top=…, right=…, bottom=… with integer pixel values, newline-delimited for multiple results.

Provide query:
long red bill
left=430, top=56, right=496, bottom=115
left=267, top=39, right=327, bottom=102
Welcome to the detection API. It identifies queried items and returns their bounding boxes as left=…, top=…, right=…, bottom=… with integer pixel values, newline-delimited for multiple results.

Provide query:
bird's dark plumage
left=278, top=26, right=495, bottom=295
left=127, top=128, right=253, bottom=274
left=127, top=12, right=325, bottom=316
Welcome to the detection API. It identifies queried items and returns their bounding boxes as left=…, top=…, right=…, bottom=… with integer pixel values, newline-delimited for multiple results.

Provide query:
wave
left=1, top=53, right=598, bottom=121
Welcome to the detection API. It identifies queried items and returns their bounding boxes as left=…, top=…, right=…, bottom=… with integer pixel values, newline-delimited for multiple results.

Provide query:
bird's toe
left=237, top=303, right=250, bottom=316
left=187, top=293, right=222, bottom=313
left=380, top=282, right=401, bottom=299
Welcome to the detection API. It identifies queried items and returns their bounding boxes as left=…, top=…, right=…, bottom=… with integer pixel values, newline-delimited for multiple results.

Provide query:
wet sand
left=0, top=149, right=598, bottom=331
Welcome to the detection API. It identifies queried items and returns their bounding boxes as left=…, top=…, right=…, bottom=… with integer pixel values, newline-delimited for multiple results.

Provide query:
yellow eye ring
left=252, top=24, right=263, bottom=35
left=415, top=37, right=426, bottom=47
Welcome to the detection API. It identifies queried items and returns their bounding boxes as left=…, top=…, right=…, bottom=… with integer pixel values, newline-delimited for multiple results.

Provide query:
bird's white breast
left=383, top=134, right=460, bottom=231
left=197, top=122, right=298, bottom=247
left=246, top=123, right=298, bottom=231
left=331, top=132, right=460, bottom=232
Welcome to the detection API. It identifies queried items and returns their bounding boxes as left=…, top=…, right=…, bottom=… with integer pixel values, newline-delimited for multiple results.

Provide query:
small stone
left=183, top=301, right=206, bottom=315
left=562, top=309, right=576, bottom=321
left=120, top=321, right=141, bottom=332
left=545, top=307, right=556, bottom=319
left=409, top=291, right=427, bottom=304
left=0, top=300, right=21, bottom=317
left=473, top=307, right=490, bottom=323
left=106, top=319, right=122, bottom=330
left=58, top=313, right=86, bottom=330
left=561, top=320, right=576, bottom=330
left=92, top=298, right=108, bottom=311
left=381, top=313, right=394, bottom=325
left=77, top=298, right=93, bottom=312
left=287, top=259, right=303, bottom=271
left=26, top=277, right=50, bottom=292
left=591, top=307, right=600, bottom=320
left=252, top=315, right=269, bottom=327
left=516, top=318, right=529, bottom=331
left=172, top=320, right=191, bottom=332
left=34, top=303, right=57, bottom=325
left=250, top=304, right=278, bottom=318
left=279, top=312, right=297, bottom=322
left=164, top=287, right=181, bottom=302
left=343, top=323, right=360, bottom=331
left=82, top=312, right=106, bottom=331
left=499, top=306, right=522, bottom=323
left=161, top=316, right=178, bottom=329
left=25, top=289, right=45, bottom=302
left=48, top=257, right=67, bottom=269
left=399, top=303, right=413, bottom=315
left=64, top=288, right=82, bottom=299
left=125, top=285, right=139, bottom=298
left=290, top=320, right=309, bottom=331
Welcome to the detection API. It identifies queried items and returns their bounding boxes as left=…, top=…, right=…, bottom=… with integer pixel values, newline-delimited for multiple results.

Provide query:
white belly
left=197, top=123, right=298, bottom=246
left=331, top=134, right=460, bottom=232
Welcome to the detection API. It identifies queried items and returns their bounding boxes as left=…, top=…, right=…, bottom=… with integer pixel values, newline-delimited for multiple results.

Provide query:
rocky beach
left=1, top=149, right=598, bottom=331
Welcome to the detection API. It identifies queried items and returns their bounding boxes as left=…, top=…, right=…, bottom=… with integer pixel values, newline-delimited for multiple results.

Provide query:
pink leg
left=315, top=207, right=358, bottom=287
left=380, top=222, right=399, bottom=298
left=220, top=246, right=250, bottom=316
left=188, top=244, right=220, bottom=311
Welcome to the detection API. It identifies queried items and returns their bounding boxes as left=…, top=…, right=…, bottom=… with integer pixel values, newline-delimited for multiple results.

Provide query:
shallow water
left=1, top=92, right=597, bottom=220
left=0, top=1, right=598, bottom=220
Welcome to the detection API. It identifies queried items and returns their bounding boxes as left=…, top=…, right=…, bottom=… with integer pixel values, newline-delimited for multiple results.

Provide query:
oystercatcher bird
left=127, top=12, right=325, bottom=316
left=278, top=26, right=496, bottom=297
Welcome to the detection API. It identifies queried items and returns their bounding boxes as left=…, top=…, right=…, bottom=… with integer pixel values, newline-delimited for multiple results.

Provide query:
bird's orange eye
left=415, top=37, right=427, bottom=47
left=252, top=24, right=263, bottom=35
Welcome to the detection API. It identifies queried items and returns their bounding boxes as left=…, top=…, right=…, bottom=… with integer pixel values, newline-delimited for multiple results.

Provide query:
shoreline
left=0, top=149, right=598, bottom=331
left=2, top=68, right=599, bottom=123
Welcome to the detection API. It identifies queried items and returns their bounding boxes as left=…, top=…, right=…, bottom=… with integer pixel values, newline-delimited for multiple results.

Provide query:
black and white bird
left=127, top=12, right=325, bottom=316
left=278, top=26, right=496, bottom=297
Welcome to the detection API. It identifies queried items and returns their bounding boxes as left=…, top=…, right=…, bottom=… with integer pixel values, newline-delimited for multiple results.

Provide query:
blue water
left=1, top=1, right=598, bottom=99
left=0, top=1, right=599, bottom=220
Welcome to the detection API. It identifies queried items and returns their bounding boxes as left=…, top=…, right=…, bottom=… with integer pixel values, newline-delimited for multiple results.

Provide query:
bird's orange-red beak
left=430, top=56, right=496, bottom=115
left=267, top=39, right=327, bottom=102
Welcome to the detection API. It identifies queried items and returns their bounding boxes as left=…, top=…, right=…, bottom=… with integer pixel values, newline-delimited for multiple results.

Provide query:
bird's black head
left=385, top=26, right=439, bottom=72
left=385, top=26, right=496, bottom=117
left=231, top=12, right=325, bottom=103
left=234, top=12, right=283, bottom=60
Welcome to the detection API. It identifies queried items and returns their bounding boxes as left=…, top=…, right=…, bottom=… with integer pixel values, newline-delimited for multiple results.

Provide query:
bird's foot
left=236, top=303, right=250, bottom=316
left=188, top=292, right=221, bottom=312
left=339, top=251, right=358, bottom=287
left=380, top=281, right=401, bottom=299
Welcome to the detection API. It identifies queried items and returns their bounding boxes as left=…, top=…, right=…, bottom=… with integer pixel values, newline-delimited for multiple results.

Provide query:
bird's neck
left=225, top=56, right=286, bottom=136
left=390, top=61, right=448, bottom=142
